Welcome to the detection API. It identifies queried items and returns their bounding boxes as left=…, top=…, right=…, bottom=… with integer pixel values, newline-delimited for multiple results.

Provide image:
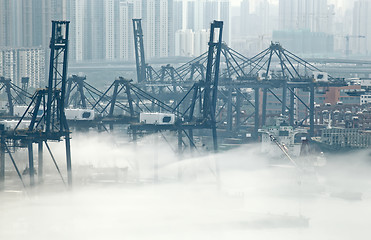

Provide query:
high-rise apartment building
left=69, top=0, right=85, bottom=61
left=175, top=29, right=194, bottom=56
left=278, top=0, right=299, bottom=31
left=203, top=0, right=219, bottom=30
left=352, top=1, right=371, bottom=54
left=186, top=1, right=195, bottom=30
left=142, top=0, right=157, bottom=58
left=239, top=0, right=272, bottom=38
left=119, top=1, right=131, bottom=60
left=142, top=0, right=173, bottom=59
left=156, top=0, right=169, bottom=57
left=194, top=29, right=209, bottom=56
left=186, top=0, right=205, bottom=32
left=0, top=0, right=23, bottom=47
left=240, top=0, right=250, bottom=37
left=276, top=0, right=334, bottom=54
left=0, top=47, right=45, bottom=88
left=68, top=0, right=143, bottom=62
left=174, top=0, right=230, bottom=56
left=119, top=0, right=141, bottom=61
left=1, top=0, right=179, bottom=63
left=175, top=28, right=209, bottom=57
left=0, top=0, right=68, bottom=48
left=186, top=0, right=230, bottom=44
left=0, top=0, right=67, bottom=88
left=84, top=0, right=105, bottom=60
left=219, top=0, right=230, bottom=44
left=279, top=0, right=332, bottom=33
left=104, top=0, right=119, bottom=60
left=167, top=0, right=175, bottom=56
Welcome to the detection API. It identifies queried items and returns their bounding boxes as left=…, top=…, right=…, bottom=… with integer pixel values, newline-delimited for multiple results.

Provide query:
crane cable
left=268, top=133, right=303, bottom=172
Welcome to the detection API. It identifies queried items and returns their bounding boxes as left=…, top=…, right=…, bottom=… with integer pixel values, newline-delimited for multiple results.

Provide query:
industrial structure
left=1, top=16, right=371, bottom=190
left=64, top=18, right=366, bottom=148
left=129, top=20, right=224, bottom=154
left=0, top=76, right=31, bottom=116
left=0, top=21, right=72, bottom=190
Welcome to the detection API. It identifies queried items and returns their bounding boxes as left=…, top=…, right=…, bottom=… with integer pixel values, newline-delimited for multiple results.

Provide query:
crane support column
left=38, top=142, right=43, bottom=183
left=262, top=88, right=267, bottom=126
left=227, top=87, right=233, bottom=132
left=289, top=88, right=295, bottom=126
left=77, top=80, right=87, bottom=108
left=236, top=90, right=241, bottom=131
left=65, top=134, right=72, bottom=186
left=4, top=80, right=14, bottom=116
left=133, top=19, right=146, bottom=83
left=0, top=137, right=5, bottom=190
left=282, top=81, right=287, bottom=115
left=28, top=141, right=35, bottom=187
left=254, top=88, right=260, bottom=140
left=46, top=21, right=70, bottom=134
left=109, top=81, right=119, bottom=117
left=205, top=20, right=223, bottom=152
left=310, top=82, right=315, bottom=137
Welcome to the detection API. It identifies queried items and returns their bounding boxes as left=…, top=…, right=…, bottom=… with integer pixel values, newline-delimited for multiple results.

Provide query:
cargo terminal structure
left=0, top=15, right=371, bottom=190
left=0, top=21, right=72, bottom=190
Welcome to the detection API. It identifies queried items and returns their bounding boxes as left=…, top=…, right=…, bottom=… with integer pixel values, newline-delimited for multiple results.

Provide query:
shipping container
left=139, top=112, right=175, bottom=125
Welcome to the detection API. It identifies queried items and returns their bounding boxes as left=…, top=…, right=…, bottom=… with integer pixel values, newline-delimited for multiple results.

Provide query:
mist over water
left=0, top=131, right=370, bottom=240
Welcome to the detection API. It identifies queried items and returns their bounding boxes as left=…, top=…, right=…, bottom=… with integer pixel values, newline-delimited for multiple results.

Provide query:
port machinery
left=128, top=45, right=346, bottom=140
left=0, top=21, right=72, bottom=190
left=0, top=21, right=359, bottom=190
left=0, top=76, right=32, bottom=117
left=64, top=18, right=348, bottom=143
left=58, top=18, right=349, bottom=147
left=129, top=20, right=224, bottom=156
left=129, top=18, right=347, bottom=140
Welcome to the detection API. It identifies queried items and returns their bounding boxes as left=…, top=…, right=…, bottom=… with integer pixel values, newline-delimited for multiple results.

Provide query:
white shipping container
left=15, top=106, right=94, bottom=120
left=0, top=120, right=31, bottom=130
left=65, top=108, right=95, bottom=121
left=140, top=112, right=175, bottom=125
left=313, top=71, right=328, bottom=82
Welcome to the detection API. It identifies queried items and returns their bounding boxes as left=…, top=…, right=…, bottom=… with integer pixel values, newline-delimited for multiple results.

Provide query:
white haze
left=0, top=131, right=371, bottom=240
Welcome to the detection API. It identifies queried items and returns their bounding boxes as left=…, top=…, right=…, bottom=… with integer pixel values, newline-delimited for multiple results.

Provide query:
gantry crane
left=133, top=19, right=147, bottom=83
left=0, top=21, right=72, bottom=190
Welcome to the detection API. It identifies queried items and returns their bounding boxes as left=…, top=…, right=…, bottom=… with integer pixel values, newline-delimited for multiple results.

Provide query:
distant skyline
left=231, top=0, right=350, bottom=7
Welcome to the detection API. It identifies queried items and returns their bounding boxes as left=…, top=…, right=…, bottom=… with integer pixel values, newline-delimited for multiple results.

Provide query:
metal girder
left=46, top=21, right=70, bottom=134
left=0, top=77, right=32, bottom=116
left=133, top=19, right=147, bottom=83
left=65, top=75, right=87, bottom=108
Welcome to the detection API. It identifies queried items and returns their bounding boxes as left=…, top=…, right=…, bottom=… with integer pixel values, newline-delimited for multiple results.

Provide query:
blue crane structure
left=64, top=18, right=348, bottom=142
left=0, top=77, right=31, bottom=116
left=128, top=20, right=224, bottom=154
left=0, top=21, right=72, bottom=190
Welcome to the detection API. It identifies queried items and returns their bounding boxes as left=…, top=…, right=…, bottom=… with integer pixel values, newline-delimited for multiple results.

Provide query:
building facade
left=279, top=0, right=332, bottom=33
left=0, top=47, right=45, bottom=88
left=68, top=0, right=173, bottom=62
left=175, top=29, right=194, bottom=56
left=352, top=0, right=371, bottom=55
